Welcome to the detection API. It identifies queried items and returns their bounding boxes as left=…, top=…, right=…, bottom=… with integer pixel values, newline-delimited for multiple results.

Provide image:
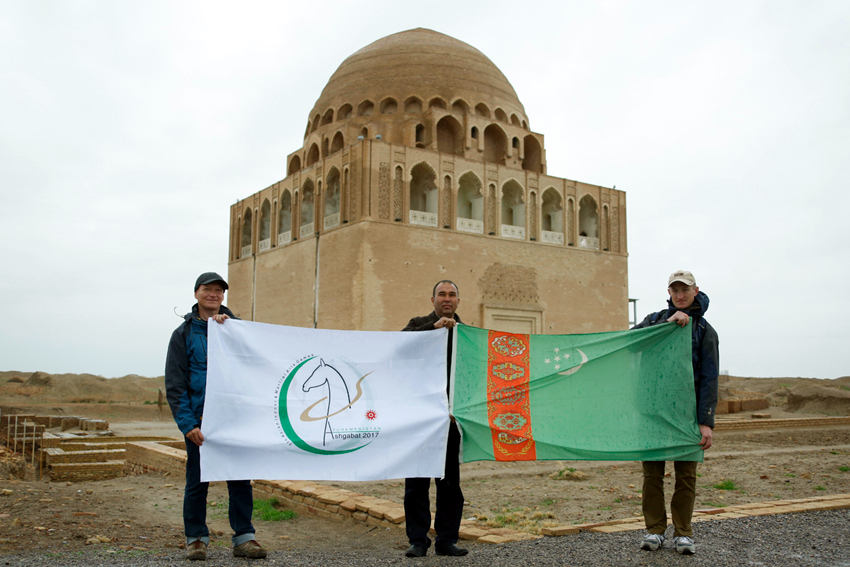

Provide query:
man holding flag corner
left=632, top=269, right=719, bottom=555
left=401, top=280, right=468, bottom=558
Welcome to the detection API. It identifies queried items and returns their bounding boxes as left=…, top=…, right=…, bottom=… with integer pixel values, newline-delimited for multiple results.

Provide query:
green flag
left=451, top=322, right=703, bottom=463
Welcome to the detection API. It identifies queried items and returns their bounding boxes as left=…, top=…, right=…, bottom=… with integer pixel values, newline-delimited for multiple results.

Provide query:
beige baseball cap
left=668, top=270, right=696, bottom=287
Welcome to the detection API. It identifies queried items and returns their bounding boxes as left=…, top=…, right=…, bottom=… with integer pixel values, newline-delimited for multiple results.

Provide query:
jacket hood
left=667, top=290, right=709, bottom=317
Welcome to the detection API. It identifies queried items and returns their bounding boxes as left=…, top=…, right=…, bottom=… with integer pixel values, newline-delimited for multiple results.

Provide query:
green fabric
left=452, top=322, right=703, bottom=462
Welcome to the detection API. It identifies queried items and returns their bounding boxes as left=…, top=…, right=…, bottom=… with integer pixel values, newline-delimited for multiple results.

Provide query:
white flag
left=201, top=319, right=450, bottom=482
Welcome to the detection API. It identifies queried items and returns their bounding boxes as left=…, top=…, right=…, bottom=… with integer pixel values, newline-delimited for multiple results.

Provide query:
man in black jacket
left=401, top=280, right=468, bottom=558
left=165, top=272, right=267, bottom=561
left=632, top=270, right=719, bottom=556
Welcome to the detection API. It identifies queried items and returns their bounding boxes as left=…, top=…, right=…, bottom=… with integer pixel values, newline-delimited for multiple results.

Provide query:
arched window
left=523, top=135, right=542, bottom=173
left=409, top=162, right=438, bottom=226
left=511, top=113, right=521, bottom=127
left=325, top=168, right=341, bottom=229
left=288, top=155, right=301, bottom=175
left=579, top=195, right=599, bottom=249
left=415, top=123, right=425, bottom=147
left=338, top=103, right=352, bottom=120
left=311, top=114, right=320, bottom=133
left=452, top=99, right=468, bottom=115
left=501, top=180, right=525, bottom=239
left=429, top=97, right=447, bottom=110
left=404, top=96, right=422, bottom=113
left=321, top=109, right=333, bottom=125
left=357, top=100, right=374, bottom=116
left=495, top=108, right=508, bottom=123
left=541, top=188, right=563, bottom=244
left=475, top=103, right=490, bottom=118
left=457, top=172, right=483, bottom=234
left=240, top=208, right=253, bottom=258
left=306, top=143, right=319, bottom=166
left=380, top=97, right=397, bottom=114
left=484, top=124, right=507, bottom=164
left=278, top=190, right=292, bottom=245
left=330, top=131, right=344, bottom=154
left=471, top=126, right=478, bottom=139
left=436, top=116, right=463, bottom=156
left=300, top=179, right=315, bottom=238
left=259, top=199, right=271, bottom=251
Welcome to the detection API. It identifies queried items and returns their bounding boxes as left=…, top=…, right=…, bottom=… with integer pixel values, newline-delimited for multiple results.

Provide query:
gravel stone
left=3, top=509, right=849, bottom=566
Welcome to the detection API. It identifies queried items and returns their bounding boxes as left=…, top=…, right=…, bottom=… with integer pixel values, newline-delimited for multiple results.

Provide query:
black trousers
left=404, top=421, right=464, bottom=547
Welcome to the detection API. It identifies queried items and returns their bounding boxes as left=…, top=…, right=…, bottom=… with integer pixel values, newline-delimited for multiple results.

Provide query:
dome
left=307, top=28, right=528, bottom=130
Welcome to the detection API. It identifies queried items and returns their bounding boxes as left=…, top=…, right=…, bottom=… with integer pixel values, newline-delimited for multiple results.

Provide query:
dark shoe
left=186, top=540, right=207, bottom=561
left=435, top=543, right=469, bottom=556
left=233, top=539, right=268, bottom=559
left=405, top=544, right=428, bottom=557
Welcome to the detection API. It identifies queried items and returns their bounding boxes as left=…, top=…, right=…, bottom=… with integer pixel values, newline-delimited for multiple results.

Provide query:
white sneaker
left=674, top=536, right=695, bottom=555
left=640, top=533, right=665, bottom=551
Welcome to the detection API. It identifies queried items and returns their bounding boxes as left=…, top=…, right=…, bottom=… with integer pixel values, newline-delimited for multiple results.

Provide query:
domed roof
left=308, top=28, right=527, bottom=124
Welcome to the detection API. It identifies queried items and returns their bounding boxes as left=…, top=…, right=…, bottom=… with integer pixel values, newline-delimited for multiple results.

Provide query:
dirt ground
left=1, top=372, right=849, bottom=555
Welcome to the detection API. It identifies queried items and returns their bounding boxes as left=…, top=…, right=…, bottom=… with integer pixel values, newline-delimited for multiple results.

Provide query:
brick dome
left=302, top=29, right=530, bottom=147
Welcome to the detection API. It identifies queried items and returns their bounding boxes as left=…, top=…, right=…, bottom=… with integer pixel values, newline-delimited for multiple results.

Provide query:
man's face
left=195, top=283, right=225, bottom=312
left=431, top=282, right=459, bottom=318
left=668, top=282, right=698, bottom=310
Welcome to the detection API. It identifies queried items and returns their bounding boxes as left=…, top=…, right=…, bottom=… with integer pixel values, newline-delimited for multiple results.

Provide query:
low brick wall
left=716, top=416, right=850, bottom=430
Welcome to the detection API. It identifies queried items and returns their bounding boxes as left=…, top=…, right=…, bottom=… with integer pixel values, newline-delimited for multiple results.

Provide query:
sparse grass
left=701, top=501, right=725, bottom=508
left=839, top=466, right=849, bottom=472
left=540, top=498, right=555, bottom=506
left=253, top=498, right=296, bottom=521
left=785, top=473, right=797, bottom=478
left=482, top=506, right=554, bottom=533
left=713, top=480, right=737, bottom=490
left=814, top=486, right=826, bottom=491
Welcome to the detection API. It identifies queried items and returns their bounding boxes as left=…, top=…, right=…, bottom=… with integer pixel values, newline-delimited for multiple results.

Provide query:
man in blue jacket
left=165, top=272, right=267, bottom=561
left=632, top=270, right=719, bottom=556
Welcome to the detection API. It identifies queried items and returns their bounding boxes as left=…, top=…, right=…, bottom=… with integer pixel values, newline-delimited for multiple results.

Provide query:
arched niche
left=436, top=115, right=463, bottom=156
left=483, top=124, right=507, bottom=164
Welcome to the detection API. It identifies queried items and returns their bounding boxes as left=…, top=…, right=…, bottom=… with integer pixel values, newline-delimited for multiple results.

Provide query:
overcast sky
left=2, top=1, right=848, bottom=379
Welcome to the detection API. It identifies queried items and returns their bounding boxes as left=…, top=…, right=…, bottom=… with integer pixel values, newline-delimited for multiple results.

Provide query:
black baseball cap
left=194, top=272, right=228, bottom=291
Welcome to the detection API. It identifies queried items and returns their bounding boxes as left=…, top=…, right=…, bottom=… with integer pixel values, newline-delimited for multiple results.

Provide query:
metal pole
left=31, top=424, right=37, bottom=467
left=21, top=422, right=27, bottom=459
left=14, top=416, right=19, bottom=454
left=38, top=427, right=43, bottom=479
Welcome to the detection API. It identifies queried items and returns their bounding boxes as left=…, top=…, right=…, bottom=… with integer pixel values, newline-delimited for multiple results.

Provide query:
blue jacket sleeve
left=164, top=325, right=198, bottom=435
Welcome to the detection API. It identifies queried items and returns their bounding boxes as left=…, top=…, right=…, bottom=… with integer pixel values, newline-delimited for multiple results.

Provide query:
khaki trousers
left=642, top=460, right=698, bottom=537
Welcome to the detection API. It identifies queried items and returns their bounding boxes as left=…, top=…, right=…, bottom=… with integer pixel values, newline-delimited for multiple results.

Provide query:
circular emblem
left=274, top=356, right=380, bottom=455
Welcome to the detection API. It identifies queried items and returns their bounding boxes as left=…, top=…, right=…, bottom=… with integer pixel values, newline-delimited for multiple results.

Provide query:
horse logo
left=300, top=358, right=370, bottom=446
left=275, top=355, right=378, bottom=455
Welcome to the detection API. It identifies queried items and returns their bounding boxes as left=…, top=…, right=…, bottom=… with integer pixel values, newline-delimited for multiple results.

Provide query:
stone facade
left=227, top=28, right=628, bottom=333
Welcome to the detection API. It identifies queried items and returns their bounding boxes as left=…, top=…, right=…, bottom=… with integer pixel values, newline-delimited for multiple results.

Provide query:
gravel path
left=3, top=509, right=849, bottom=566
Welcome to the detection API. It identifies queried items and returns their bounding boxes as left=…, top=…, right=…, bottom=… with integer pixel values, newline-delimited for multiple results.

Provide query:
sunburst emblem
left=365, top=409, right=377, bottom=420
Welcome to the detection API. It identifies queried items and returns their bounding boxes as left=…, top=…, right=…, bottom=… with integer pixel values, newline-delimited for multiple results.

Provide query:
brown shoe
left=186, top=540, right=207, bottom=561
left=233, top=539, right=267, bottom=559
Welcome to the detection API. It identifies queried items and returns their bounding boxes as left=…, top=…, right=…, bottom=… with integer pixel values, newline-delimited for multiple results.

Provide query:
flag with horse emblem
left=201, top=320, right=450, bottom=481
left=451, top=322, right=703, bottom=463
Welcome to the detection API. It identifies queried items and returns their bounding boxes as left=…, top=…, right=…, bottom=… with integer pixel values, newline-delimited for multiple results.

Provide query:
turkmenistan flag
left=451, top=322, right=703, bottom=463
